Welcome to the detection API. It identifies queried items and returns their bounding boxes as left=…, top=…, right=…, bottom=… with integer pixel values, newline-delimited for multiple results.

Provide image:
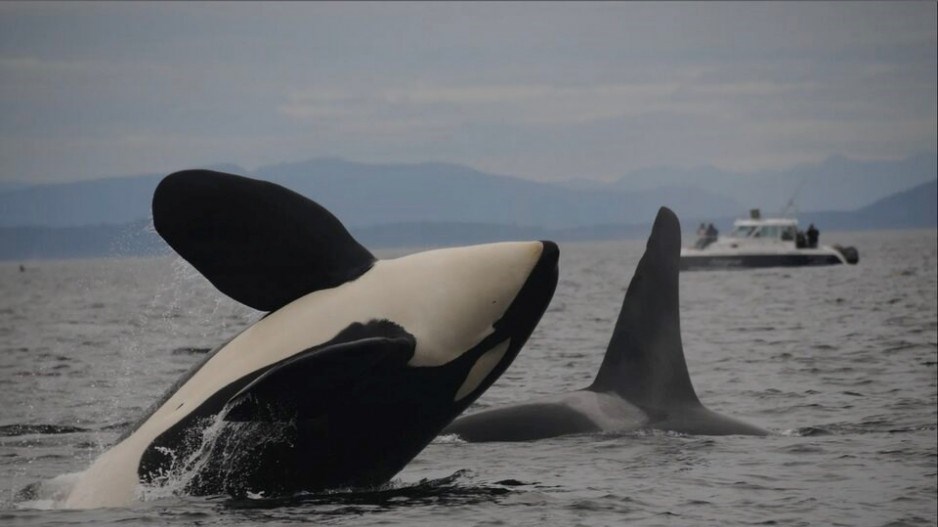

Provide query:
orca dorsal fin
left=153, top=170, right=376, bottom=311
left=589, top=207, right=701, bottom=409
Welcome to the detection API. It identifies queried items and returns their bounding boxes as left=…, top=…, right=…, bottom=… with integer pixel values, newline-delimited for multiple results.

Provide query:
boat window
left=754, top=226, right=781, bottom=239
left=731, top=226, right=755, bottom=238
left=781, top=226, right=796, bottom=241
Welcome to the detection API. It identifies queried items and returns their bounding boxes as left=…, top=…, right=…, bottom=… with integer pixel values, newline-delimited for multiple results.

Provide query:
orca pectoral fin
left=224, top=328, right=416, bottom=422
left=153, top=170, right=376, bottom=311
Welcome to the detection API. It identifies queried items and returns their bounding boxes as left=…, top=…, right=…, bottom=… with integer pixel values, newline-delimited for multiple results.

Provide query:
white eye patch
left=454, top=339, right=511, bottom=402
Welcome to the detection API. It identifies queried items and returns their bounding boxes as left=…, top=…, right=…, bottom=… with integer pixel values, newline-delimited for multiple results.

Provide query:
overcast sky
left=1, top=2, right=935, bottom=184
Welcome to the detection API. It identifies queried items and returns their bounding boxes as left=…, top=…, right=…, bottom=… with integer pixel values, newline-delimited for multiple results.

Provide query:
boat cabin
left=728, top=218, right=799, bottom=243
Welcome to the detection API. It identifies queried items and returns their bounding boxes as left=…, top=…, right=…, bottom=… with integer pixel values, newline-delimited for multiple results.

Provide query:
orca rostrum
left=62, top=170, right=559, bottom=508
left=443, top=207, right=767, bottom=442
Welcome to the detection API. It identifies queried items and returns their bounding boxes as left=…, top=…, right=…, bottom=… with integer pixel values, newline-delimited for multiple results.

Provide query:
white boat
left=680, top=210, right=859, bottom=271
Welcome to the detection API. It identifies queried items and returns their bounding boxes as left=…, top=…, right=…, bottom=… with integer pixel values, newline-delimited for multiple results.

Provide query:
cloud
left=0, top=2, right=934, bottom=183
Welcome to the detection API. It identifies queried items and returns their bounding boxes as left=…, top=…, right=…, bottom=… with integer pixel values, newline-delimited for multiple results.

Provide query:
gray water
left=1, top=230, right=935, bottom=526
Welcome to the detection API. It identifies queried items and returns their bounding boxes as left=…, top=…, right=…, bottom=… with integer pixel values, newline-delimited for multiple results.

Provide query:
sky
left=0, top=1, right=935, bottom=184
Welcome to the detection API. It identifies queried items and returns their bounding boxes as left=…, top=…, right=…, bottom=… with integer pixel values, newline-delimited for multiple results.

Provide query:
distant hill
left=0, top=159, right=737, bottom=229
left=1, top=180, right=934, bottom=261
left=609, top=152, right=937, bottom=214
left=0, top=220, right=163, bottom=261
left=251, top=158, right=740, bottom=229
left=0, top=154, right=934, bottom=260
left=0, top=162, right=246, bottom=228
left=796, top=179, right=938, bottom=231
left=0, top=174, right=164, bottom=228
left=1, top=153, right=934, bottom=229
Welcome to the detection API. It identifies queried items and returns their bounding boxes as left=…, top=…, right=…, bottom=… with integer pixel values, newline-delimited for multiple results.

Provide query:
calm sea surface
left=1, top=230, right=935, bottom=526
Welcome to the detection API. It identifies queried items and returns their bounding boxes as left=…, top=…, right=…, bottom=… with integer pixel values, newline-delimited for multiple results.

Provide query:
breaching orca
left=443, top=207, right=767, bottom=442
left=62, top=170, right=559, bottom=508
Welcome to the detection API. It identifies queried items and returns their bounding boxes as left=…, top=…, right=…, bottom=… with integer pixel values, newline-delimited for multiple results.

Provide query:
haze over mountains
left=1, top=152, right=935, bottom=260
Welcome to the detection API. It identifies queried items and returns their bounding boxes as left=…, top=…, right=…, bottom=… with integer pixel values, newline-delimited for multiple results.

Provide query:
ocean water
left=1, top=230, right=935, bottom=526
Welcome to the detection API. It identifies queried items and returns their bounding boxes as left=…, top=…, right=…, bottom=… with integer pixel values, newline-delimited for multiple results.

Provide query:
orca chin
left=59, top=170, right=559, bottom=508
left=443, top=207, right=768, bottom=442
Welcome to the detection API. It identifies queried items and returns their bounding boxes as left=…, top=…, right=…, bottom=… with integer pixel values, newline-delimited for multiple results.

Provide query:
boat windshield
left=754, top=225, right=781, bottom=239
left=730, top=225, right=756, bottom=238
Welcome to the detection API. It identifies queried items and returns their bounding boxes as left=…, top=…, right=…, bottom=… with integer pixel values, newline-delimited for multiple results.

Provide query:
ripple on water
left=220, top=470, right=513, bottom=512
left=0, top=425, right=90, bottom=437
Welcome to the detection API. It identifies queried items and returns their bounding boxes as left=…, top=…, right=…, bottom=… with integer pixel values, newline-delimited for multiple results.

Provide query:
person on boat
left=807, top=224, right=819, bottom=248
left=697, top=223, right=718, bottom=249
left=695, top=223, right=708, bottom=249
left=796, top=230, right=807, bottom=248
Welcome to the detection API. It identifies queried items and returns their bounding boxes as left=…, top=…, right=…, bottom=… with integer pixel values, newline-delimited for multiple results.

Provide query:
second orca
left=443, top=207, right=767, bottom=442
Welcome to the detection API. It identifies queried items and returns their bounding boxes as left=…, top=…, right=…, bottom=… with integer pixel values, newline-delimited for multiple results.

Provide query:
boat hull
left=680, top=250, right=845, bottom=271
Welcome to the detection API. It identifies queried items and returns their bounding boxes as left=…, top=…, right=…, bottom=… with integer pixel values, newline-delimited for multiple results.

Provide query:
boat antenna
left=779, top=172, right=810, bottom=218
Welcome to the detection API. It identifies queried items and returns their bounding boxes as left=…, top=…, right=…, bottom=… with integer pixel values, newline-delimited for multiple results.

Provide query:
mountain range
left=0, top=153, right=935, bottom=260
